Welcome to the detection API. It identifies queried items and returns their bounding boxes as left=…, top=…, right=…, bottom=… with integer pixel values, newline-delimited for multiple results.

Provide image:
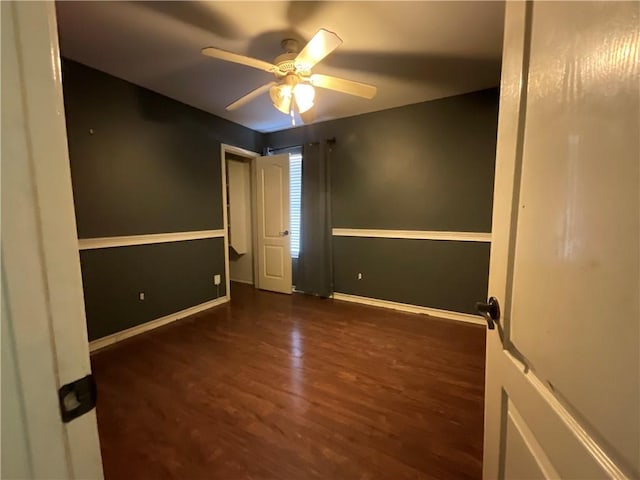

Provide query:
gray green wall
left=80, top=238, right=226, bottom=340
left=332, top=237, right=491, bottom=314
left=62, top=59, right=261, bottom=340
left=264, top=89, right=499, bottom=314
left=64, top=58, right=497, bottom=337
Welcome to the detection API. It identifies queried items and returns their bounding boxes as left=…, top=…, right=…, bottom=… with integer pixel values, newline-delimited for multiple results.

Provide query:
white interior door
left=2, top=2, right=103, bottom=478
left=255, top=154, right=292, bottom=294
left=483, top=2, right=639, bottom=478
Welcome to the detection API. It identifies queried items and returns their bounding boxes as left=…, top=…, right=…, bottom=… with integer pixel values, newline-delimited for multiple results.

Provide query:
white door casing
left=221, top=144, right=259, bottom=297
left=484, top=2, right=639, bottom=479
left=255, top=154, right=292, bottom=294
left=1, top=2, right=103, bottom=478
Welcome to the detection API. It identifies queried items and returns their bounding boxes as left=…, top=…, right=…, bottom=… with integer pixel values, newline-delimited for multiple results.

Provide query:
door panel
left=502, top=352, right=619, bottom=478
left=484, top=2, right=639, bottom=478
left=503, top=402, right=553, bottom=480
left=265, top=245, right=285, bottom=278
left=2, top=2, right=103, bottom=477
left=509, top=2, right=639, bottom=469
left=263, top=164, right=285, bottom=238
left=255, top=155, right=292, bottom=294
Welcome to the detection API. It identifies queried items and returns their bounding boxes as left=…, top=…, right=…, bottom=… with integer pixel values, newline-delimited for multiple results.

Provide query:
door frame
left=220, top=144, right=260, bottom=298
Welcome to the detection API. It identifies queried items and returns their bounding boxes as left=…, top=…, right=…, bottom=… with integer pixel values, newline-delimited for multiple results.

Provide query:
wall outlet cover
left=214, top=274, right=221, bottom=285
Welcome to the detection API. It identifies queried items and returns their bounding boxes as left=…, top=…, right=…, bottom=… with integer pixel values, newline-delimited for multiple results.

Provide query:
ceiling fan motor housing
left=273, top=52, right=297, bottom=76
left=280, top=38, right=299, bottom=53
left=274, top=39, right=312, bottom=77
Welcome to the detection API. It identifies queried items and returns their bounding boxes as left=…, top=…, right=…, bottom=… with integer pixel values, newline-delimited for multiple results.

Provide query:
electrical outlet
left=357, top=273, right=363, bottom=280
left=139, top=292, right=145, bottom=301
left=214, top=274, right=221, bottom=286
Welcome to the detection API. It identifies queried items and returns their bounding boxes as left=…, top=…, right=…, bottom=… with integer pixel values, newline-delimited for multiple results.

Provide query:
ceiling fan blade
left=310, top=74, right=377, bottom=99
left=295, top=29, right=342, bottom=71
left=202, top=47, right=278, bottom=73
left=226, top=82, right=276, bottom=111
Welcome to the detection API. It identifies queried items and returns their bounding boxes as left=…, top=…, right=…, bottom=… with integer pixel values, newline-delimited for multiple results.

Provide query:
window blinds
left=289, top=152, right=302, bottom=259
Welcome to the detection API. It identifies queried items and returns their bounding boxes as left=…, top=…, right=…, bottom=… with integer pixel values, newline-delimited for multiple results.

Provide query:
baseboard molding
left=230, top=278, right=254, bottom=285
left=332, top=292, right=485, bottom=326
left=89, top=296, right=229, bottom=353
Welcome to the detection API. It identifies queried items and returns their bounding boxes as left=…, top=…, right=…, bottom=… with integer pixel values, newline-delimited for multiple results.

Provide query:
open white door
left=483, top=2, right=639, bottom=478
left=2, top=2, right=103, bottom=478
left=254, top=154, right=292, bottom=294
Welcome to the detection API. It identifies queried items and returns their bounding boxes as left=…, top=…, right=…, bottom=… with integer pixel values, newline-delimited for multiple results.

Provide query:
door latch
left=58, top=374, right=97, bottom=423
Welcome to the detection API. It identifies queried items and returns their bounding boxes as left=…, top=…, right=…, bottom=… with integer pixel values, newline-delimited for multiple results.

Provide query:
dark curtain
left=297, top=141, right=333, bottom=297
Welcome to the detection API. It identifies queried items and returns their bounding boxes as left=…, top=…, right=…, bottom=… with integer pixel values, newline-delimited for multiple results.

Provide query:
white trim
left=332, top=228, right=491, bottom=242
left=89, top=297, right=229, bottom=353
left=221, top=143, right=260, bottom=159
left=483, top=3, right=530, bottom=475
left=221, top=145, right=260, bottom=301
left=332, top=292, right=485, bottom=326
left=220, top=146, right=231, bottom=301
left=251, top=157, right=260, bottom=289
left=230, top=278, right=254, bottom=285
left=78, top=230, right=225, bottom=250
left=221, top=143, right=261, bottom=295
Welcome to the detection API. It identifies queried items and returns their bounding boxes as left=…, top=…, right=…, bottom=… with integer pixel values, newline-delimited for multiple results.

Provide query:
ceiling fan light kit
left=269, top=74, right=315, bottom=115
left=202, top=28, right=377, bottom=124
left=293, top=83, right=315, bottom=113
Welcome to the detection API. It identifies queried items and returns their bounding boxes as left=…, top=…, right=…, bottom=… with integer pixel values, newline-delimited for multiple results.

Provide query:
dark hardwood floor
left=91, top=283, right=486, bottom=479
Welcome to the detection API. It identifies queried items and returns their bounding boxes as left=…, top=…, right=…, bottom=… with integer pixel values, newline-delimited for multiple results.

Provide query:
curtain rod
left=266, top=138, right=336, bottom=153
left=265, top=144, right=305, bottom=153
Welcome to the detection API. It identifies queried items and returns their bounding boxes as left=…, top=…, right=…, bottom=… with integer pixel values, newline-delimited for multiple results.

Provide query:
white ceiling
left=56, top=1, right=505, bottom=133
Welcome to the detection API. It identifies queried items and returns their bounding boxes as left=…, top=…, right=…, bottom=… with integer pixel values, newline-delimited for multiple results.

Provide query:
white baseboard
left=89, top=296, right=229, bottom=353
left=332, top=292, right=485, bottom=326
left=230, top=278, right=254, bottom=285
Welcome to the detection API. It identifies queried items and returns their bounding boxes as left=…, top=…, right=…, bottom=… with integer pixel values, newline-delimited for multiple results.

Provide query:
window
left=289, top=152, right=302, bottom=258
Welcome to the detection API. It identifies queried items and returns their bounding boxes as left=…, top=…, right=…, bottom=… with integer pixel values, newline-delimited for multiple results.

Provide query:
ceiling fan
left=201, top=29, right=377, bottom=123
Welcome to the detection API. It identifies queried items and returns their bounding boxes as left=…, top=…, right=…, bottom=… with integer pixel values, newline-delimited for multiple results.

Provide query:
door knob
left=476, top=297, right=500, bottom=330
left=280, top=230, right=289, bottom=236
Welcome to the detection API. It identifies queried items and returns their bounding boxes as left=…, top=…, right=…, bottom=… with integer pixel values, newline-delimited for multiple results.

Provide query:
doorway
left=223, top=147, right=257, bottom=294
left=221, top=145, right=258, bottom=298
left=222, top=145, right=298, bottom=296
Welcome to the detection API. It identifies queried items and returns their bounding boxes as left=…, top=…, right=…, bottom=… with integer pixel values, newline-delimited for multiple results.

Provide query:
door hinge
left=58, top=374, right=97, bottom=423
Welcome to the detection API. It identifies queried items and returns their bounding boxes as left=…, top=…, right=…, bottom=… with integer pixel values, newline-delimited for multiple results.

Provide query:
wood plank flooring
left=91, top=283, right=486, bottom=479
